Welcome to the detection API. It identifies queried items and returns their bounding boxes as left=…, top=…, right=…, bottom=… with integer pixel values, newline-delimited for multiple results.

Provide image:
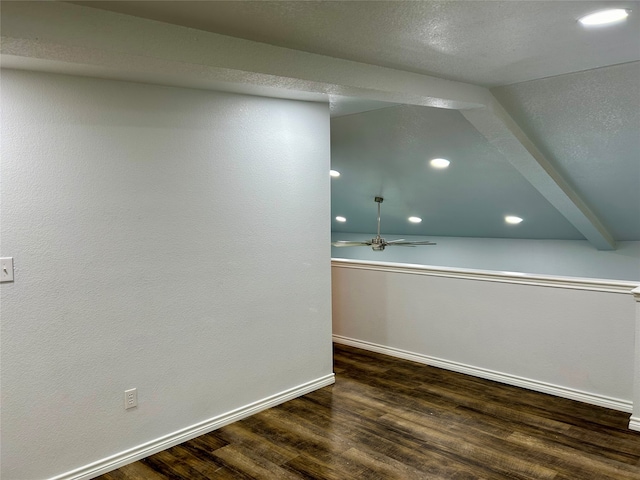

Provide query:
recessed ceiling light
left=505, top=215, right=523, bottom=225
left=330, top=170, right=341, bottom=177
left=579, top=9, right=629, bottom=26
left=335, top=216, right=346, bottom=222
left=408, top=216, right=422, bottom=223
left=430, top=158, right=450, bottom=169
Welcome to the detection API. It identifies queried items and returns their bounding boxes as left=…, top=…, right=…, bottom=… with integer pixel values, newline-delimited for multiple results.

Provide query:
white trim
left=331, top=259, right=639, bottom=294
left=48, top=374, right=335, bottom=480
left=333, top=335, right=632, bottom=413
left=632, top=286, right=640, bottom=432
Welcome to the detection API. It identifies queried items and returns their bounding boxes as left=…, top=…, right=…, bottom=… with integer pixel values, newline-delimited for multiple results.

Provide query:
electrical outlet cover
left=124, top=388, right=137, bottom=409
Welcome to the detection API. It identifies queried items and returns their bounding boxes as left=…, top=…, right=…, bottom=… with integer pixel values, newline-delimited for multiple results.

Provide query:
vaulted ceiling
left=3, top=1, right=639, bottom=248
left=331, top=60, right=639, bottom=242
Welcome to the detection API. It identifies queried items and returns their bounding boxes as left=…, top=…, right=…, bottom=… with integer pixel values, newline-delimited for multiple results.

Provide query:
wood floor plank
left=209, top=422, right=299, bottom=465
left=211, top=444, right=301, bottom=480
left=99, top=461, right=168, bottom=480
left=377, top=411, right=558, bottom=480
left=139, top=447, right=223, bottom=480
left=340, top=446, right=433, bottom=480
left=97, top=343, right=640, bottom=479
left=506, top=431, right=640, bottom=479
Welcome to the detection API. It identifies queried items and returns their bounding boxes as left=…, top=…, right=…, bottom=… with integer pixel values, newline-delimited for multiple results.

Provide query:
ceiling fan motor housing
left=371, top=236, right=386, bottom=251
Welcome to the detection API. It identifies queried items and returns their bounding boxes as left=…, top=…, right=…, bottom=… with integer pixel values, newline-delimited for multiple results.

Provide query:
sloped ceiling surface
left=493, top=62, right=640, bottom=241
left=330, top=105, right=584, bottom=239
left=6, top=1, right=640, bottom=243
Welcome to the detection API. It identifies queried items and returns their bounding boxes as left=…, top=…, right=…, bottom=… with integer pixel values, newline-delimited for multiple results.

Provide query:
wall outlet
left=124, top=388, right=137, bottom=409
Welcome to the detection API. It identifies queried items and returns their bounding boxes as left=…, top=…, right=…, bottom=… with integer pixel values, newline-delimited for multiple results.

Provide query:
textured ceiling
left=7, top=1, right=640, bottom=243
left=493, top=62, right=640, bottom=241
left=73, top=0, right=640, bottom=87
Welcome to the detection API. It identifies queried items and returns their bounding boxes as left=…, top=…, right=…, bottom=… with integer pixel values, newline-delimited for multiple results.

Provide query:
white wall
left=332, top=261, right=638, bottom=411
left=0, top=70, right=333, bottom=480
left=332, top=233, right=640, bottom=281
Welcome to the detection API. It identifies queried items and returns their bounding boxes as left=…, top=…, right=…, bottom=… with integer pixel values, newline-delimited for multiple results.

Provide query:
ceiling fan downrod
left=373, top=196, right=385, bottom=250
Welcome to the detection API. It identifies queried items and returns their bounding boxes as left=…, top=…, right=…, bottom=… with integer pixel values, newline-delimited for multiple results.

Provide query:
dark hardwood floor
left=98, top=343, right=640, bottom=479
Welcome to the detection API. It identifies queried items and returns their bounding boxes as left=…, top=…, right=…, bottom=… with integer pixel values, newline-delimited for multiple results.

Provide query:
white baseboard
left=49, top=374, right=335, bottom=480
left=333, top=335, right=632, bottom=413
left=629, top=416, right=640, bottom=431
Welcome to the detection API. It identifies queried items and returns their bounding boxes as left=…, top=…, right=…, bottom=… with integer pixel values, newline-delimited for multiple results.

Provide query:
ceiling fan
left=332, top=196, right=436, bottom=251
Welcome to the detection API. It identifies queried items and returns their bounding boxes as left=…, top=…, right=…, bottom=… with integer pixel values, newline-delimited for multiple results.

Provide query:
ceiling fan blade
left=387, top=241, right=437, bottom=246
left=386, top=239, right=406, bottom=243
left=332, top=241, right=373, bottom=247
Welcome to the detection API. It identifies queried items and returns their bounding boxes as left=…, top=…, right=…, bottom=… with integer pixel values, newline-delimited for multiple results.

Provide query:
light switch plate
left=0, top=258, right=14, bottom=282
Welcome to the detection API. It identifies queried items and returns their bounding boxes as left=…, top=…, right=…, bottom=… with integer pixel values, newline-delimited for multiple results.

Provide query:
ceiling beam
left=462, top=97, right=616, bottom=250
left=0, top=1, right=490, bottom=110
